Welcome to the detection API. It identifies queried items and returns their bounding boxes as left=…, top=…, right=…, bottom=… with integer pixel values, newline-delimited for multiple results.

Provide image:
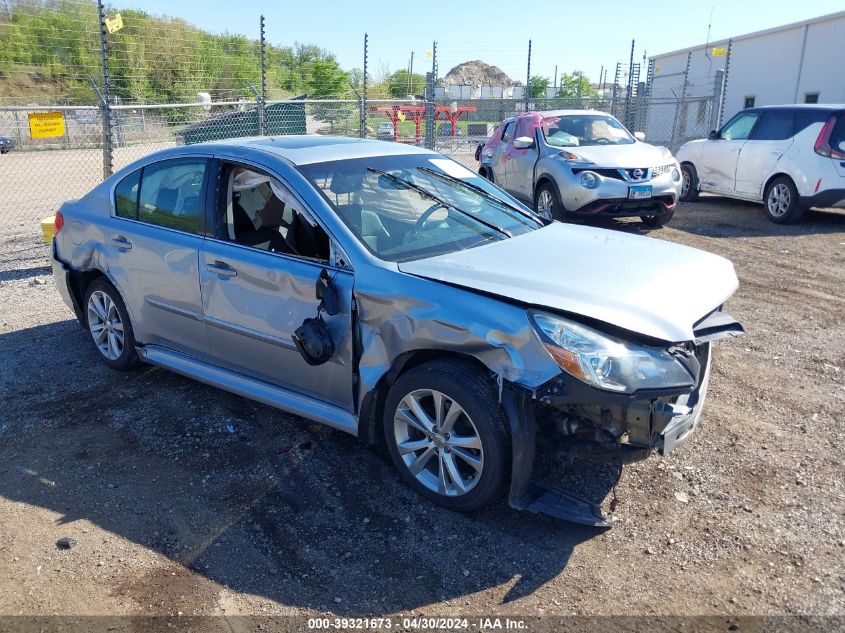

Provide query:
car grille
left=623, top=167, right=650, bottom=181
left=651, top=164, right=675, bottom=178
left=571, top=167, right=625, bottom=180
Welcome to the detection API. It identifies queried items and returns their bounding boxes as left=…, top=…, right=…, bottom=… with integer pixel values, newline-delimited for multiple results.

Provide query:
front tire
left=84, top=278, right=139, bottom=371
left=764, top=176, right=804, bottom=224
left=534, top=181, right=564, bottom=221
left=641, top=208, right=674, bottom=228
left=383, top=360, right=510, bottom=512
left=680, top=164, right=699, bottom=202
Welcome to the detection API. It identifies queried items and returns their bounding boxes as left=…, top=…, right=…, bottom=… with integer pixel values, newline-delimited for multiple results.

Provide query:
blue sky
left=109, top=0, right=843, bottom=84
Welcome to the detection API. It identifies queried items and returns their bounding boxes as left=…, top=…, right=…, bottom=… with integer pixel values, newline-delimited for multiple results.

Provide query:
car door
left=698, top=111, right=760, bottom=193
left=489, top=120, right=515, bottom=188
left=734, top=109, right=795, bottom=197
left=198, top=158, right=354, bottom=411
left=504, top=129, right=539, bottom=201
left=108, top=156, right=211, bottom=357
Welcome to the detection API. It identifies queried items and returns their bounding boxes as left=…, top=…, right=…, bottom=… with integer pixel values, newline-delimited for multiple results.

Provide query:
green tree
left=528, top=76, right=550, bottom=98
left=386, top=69, right=425, bottom=98
left=556, top=71, right=598, bottom=98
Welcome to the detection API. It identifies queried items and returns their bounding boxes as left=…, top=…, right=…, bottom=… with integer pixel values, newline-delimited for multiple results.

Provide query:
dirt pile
left=437, top=60, right=519, bottom=88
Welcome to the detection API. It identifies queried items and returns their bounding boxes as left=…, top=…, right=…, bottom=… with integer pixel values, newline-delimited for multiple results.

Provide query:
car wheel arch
left=534, top=174, right=561, bottom=202
left=70, top=268, right=140, bottom=339
left=761, top=172, right=798, bottom=202
left=357, top=349, right=495, bottom=446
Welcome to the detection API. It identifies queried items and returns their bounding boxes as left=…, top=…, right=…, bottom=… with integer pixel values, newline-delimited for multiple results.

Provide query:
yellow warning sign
left=105, top=13, right=124, bottom=33
left=712, top=47, right=727, bottom=56
left=28, top=112, right=65, bottom=139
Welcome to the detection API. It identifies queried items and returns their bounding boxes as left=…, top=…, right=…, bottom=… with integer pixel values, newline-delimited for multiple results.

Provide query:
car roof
left=749, top=104, right=845, bottom=112
left=524, top=109, right=613, bottom=118
left=209, top=135, right=437, bottom=165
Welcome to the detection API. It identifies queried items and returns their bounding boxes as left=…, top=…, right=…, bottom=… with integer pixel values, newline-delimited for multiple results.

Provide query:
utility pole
left=525, top=39, right=532, bottom=109
left=408, top=51, right=414, bottom=95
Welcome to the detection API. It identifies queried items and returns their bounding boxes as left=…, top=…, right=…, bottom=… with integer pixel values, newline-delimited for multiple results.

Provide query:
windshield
left=297, top=154, right=539, bottom=262
left=541, top=114, right=634, bottom=147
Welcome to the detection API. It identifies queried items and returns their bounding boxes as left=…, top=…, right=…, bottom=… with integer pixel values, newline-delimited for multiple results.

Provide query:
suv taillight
left=54, top=211, right=64, bottom=233
left=814, top=114, right=845, bottom=159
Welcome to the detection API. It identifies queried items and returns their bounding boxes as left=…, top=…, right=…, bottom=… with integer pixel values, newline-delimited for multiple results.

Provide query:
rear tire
left=534, top=181, right=564, bottom=221
left=680, top=164, right=699, bottom=202
left=84, top=278, right=139, bottom=371
left=764, top=176, right=804, bottom=224
left=383, top=360, right=510, bottom=512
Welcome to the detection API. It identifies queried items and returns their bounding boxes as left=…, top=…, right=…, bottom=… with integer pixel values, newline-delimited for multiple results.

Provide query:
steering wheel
left=593, top=137, right=612, bottom=145
left=407, top=203, right=447, bottom=241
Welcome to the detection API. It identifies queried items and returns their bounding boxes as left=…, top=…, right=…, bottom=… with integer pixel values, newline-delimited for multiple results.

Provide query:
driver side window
left=720, top=113, right=759, bottom=140
left=218, top=163, right=330, bottom=262
left=501, top=121, right=515, bottom=143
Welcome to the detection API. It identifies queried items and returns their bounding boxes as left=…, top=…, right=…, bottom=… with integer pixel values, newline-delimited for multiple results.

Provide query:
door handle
left=206, top=261, right=237, bottom=278
left=111, top=235, right=132, bottom=251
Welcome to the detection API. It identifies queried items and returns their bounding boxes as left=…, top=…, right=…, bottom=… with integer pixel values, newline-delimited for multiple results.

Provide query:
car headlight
left=578, top=171, right=599, bottom=189
left=529, top=311, right=694, bottom=393
left=671, top=167, right=681, bottom=182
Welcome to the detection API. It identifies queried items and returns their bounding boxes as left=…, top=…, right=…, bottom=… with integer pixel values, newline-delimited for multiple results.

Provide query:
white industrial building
left=650, top=10, right=845, bottom=117
left=644, top=10, right=845, bottom=147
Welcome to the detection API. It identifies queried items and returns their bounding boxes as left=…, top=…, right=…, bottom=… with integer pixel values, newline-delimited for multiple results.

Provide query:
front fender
left=353, top=266, right=560, bottom=410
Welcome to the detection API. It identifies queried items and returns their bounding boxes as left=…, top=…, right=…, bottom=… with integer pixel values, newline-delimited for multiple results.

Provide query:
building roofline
left=650, top=10, right=845, bottom=60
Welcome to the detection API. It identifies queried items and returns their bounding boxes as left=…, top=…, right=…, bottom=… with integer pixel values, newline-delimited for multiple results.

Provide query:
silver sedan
left=51, top=136, right=741, bottom=526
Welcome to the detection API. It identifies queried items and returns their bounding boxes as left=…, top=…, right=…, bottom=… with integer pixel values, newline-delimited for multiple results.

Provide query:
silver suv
left=478, top=110, right=683, bottom=227
left=51, top=136, right=741, bottom=525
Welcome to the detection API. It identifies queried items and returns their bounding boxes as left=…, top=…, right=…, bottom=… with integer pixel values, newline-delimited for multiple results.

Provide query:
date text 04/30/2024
left=307, top=617, right=528, bottom=630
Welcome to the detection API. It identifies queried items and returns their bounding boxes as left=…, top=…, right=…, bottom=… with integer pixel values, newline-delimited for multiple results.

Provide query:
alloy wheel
left=536, top=189, right=554, bottom=220
left=87, top=290, right=125, bottom=360
left=393, top=389, right=484, bottom=497
left=767, top=183, right=791, bottom=217
left=681, top=170, right=691, bottom=198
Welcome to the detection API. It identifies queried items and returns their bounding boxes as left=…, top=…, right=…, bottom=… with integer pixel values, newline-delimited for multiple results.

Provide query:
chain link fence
left=1, top=1, right=719, bottom=264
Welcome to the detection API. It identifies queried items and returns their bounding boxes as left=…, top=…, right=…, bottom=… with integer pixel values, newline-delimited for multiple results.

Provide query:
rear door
left=108, top=156, right=211, bottom=357
left=735, top=109, right=795, bottom=197
left=198, top=158, right=355, bottom=410
left=698, top=111, right=760, bottom=192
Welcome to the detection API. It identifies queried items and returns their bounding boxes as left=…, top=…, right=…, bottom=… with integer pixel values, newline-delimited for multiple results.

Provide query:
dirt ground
left=0, top=182, right=843, bottom=629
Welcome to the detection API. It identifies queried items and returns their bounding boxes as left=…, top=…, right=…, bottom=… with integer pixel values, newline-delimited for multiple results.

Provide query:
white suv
left=676, top=104, right=845, bottom=223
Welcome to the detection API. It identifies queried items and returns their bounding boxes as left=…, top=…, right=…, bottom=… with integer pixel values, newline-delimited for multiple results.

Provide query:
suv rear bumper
left=800, top=188, right=845, bottom=209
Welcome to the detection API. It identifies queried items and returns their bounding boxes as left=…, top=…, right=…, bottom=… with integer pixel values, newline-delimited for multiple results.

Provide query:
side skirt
left=137, top=345, right=359, bottom=436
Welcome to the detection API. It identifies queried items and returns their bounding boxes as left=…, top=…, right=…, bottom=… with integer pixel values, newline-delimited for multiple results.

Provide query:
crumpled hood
left=398, top=223, right=739, bottom=343
left=563, top=142, right=674, bottom=167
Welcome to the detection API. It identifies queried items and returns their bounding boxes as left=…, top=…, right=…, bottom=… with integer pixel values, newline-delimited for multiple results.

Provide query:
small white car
left=676, top=104, right=845, bottom=223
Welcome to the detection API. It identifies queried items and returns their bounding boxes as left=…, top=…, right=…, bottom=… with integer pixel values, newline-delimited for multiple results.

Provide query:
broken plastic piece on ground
left=56, top=537, right=77, bottom=550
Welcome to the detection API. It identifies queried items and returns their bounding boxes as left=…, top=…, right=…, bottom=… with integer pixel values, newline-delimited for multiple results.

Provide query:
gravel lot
left=0, top=153, right=843, bottom=627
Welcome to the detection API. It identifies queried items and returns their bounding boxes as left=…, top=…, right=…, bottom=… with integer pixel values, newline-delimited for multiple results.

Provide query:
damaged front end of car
left=503, top=308, right=743, bottom=527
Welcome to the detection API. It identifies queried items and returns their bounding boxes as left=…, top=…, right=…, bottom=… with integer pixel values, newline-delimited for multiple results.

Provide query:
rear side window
left=795, top=110, right=833, bottom=135
left=114, top=169, right=140, bottom=219
left=137, top=159, right=206, bottom=233
left=752, top=111, right=795, bottom=141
